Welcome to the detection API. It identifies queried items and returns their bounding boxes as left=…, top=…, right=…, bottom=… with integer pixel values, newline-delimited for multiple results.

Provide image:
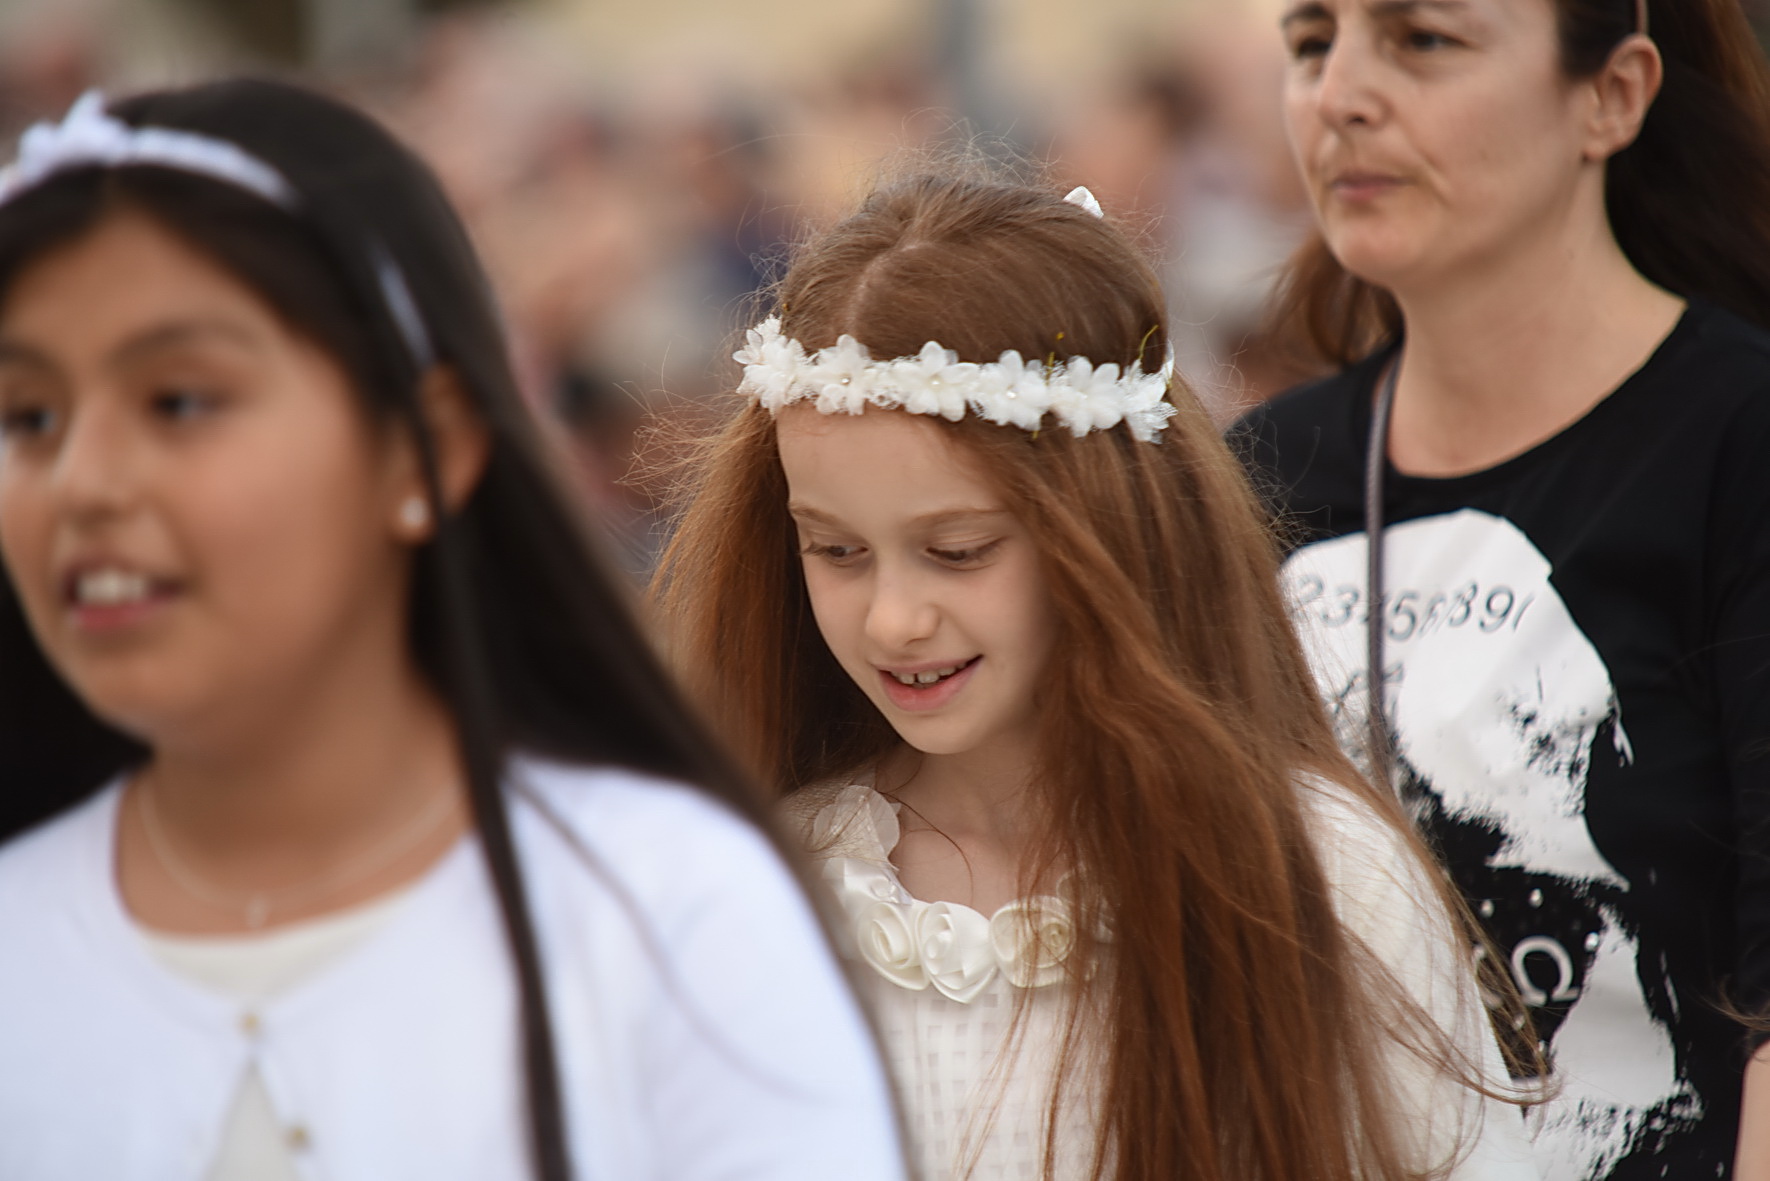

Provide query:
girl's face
left=1281, top=0, right=1601, bottom=294
left=0, top=210, right=422, bottom=747
left=777, top=406, right=1056, bottom=764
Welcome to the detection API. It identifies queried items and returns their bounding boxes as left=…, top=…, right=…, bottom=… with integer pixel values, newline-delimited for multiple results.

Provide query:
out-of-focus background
left=4, top=0, right=1766, bottom=568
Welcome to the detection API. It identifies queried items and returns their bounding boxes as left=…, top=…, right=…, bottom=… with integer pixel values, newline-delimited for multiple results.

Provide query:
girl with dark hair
left=1235, top=1, right=1770, bottom=1177
left=0, top=83, right=905, bottom=1180
left=655, top=172, right=1538, bottom=1180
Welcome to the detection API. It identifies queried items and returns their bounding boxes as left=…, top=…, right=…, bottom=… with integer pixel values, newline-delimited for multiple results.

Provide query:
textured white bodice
left=784, top=782, right=1098, bottom=1181
left=785, top=775, right=1543, bottom=1181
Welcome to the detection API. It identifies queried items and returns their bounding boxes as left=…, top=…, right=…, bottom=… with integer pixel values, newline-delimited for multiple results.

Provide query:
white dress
left=786, top=781, right=1094, bottom=1181
left=785, top=776, right=1543, bottom=1181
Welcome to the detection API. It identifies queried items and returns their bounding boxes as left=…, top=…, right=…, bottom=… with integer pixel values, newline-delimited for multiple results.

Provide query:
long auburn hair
left=1271, top=0, right=1770, bottom=366
left=654, top=172, right=1509, bottom=1180
left=0, top=80, right=781, bottom=1181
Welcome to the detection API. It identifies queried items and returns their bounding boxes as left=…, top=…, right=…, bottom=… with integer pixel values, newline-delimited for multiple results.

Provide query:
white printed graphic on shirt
left=1283, top=508, right=1695, bottom=1181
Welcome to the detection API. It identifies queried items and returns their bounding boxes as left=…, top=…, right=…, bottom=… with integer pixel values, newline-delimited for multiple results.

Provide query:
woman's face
left=777, top=406, right=1056, bottom=765
left=0, top=209, right=420, bottom=748
left=1281, top=0, right=1601, bottom=294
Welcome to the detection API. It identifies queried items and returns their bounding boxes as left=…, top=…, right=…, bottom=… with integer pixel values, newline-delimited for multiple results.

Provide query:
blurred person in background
left=1050, top=13, right=1322, bottom=422
left=0, top=80, right=905, bottom=1181
left=0, top=1, right=99, bottom=138
left=1235, top=1, right=1770, bottom=1177
left=382, top=12, right=810, bottom=574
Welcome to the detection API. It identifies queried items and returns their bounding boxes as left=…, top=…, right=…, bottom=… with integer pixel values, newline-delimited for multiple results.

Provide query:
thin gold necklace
left=137, top=781, right=459, bottom=929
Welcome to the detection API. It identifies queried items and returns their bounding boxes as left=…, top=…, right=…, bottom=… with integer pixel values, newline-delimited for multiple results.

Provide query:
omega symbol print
left=1283, top=509, right=1695, bottom=1181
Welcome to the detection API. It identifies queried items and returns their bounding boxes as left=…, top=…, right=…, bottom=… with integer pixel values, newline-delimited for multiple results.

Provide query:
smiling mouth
left=887, top=657, right=979, bottom=687
left=70, top=568, right=156, bottom=607
left=60, top=564, right=181, bottom=629
left=876, top=656, right=981, bottom=714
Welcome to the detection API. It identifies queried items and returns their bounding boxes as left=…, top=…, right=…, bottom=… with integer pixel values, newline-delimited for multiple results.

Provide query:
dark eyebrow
left=1370, top=0, right=1471, bottom=16
left=1283, top=0, right=1468, bottom=25
left=110, top=320, right=264, bottom=367
left=0, top=319, right=265, bottom=376
left=0, top=340, right=53, bottom=372
left=1281, top=2, right=1330, bottom=28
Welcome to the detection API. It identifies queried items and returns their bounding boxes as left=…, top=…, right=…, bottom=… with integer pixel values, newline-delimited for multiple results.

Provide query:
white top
left=786, top=776, right=1543, bottom=1181
left=139, top=885, right=414, bottom=1000
left=0, top=758, right=908, bottom=1181
left=140, top=887, right=416, bottom=1181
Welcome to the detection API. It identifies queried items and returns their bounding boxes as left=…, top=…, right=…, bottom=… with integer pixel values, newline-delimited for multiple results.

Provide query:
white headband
left=0, top=90, right=295, bottom=209
left=0, top=90, right=435, bottom=370
left=734, top=317, right=1177, bottom=443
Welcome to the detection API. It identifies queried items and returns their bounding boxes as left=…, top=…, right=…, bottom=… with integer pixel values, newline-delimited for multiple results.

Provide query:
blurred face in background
left=1280, top=0, right=1606, bottom=297
left=0, top=209, right=421, bottom=751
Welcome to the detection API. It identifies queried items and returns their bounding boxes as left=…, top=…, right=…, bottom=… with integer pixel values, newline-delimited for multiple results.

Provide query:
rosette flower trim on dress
left=808, top=783, right=1081, bottom=1003
left=734, top=317, right=1178, bottom=443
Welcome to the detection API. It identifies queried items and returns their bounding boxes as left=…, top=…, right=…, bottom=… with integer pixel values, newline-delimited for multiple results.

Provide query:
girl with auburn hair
left=0, top=82, right=905, bottom=1180
left=654, top=171, right=1537, bottom=1180
left=1238, top=0, right=1770, bottom=1177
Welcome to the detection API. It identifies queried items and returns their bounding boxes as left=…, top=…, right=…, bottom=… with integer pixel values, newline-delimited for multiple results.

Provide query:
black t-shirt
left=1233, top=302, right=1770, bottom=1181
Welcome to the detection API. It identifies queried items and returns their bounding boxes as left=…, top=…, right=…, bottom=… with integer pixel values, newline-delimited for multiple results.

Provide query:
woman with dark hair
left=0, top=83, right=905, bottom=1180
left=656, top=172, right=1537, bottom=1180
left=1235, top=1, right=1770, bottom=1177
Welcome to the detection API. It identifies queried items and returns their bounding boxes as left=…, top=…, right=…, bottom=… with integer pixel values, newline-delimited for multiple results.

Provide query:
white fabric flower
left=989, top=896, right=1077, bottom=988
left=1049, top=358, right=1132, bottom=437
left=1005, top=358, right=1058, bottom=430
left=733, top=317, right=804, bottom=409
left=808, top=783, right=900, bottom=865
left=856, top=899, right=930, bottom=991
left=809, top=334, right=873, bottom=415
left=916, top=901, right=999, bottom=1002
left=894, top=343, right=974, bottom=422
left=963, top=350, right=1046, bottom=433
left=1120, top=372, right=1178, bottom=443
left=825, top=857, right=907, bottom=910
left=730, top=317, right=772, bottom=369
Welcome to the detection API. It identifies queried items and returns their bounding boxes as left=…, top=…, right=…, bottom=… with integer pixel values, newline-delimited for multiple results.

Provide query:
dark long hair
left=0, top=79, right=767, bottom=1181
left=1271, top=0, right=1770, bottom=366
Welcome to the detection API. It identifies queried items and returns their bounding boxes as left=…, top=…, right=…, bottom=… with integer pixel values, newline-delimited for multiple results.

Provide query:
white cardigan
left=0, top=759, right=908, bottom=1181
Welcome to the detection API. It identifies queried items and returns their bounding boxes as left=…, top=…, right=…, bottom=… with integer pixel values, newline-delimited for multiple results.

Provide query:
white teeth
left=893, top=664, right=964, bottom=687
left=75, top=569, right=151, bottom=607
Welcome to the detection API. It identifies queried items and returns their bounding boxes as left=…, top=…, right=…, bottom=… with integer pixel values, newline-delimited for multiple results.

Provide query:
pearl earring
left=399, top=496, right=430, bottom=532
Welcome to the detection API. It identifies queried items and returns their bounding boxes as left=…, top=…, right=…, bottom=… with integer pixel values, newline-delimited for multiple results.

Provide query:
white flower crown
left=734, top=316, right=1178, bottom=443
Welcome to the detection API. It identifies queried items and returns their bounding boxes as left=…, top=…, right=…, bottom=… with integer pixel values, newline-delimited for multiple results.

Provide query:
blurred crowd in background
left=5, top=0, right=1769, bottom=570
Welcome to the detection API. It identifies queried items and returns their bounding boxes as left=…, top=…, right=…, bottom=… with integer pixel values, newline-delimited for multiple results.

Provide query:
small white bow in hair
left=1063, top=185, right=1105, bottom=219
